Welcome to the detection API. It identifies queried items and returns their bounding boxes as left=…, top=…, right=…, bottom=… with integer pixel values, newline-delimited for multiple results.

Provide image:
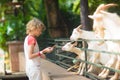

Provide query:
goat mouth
left=61, top=47, right=66, bottom=51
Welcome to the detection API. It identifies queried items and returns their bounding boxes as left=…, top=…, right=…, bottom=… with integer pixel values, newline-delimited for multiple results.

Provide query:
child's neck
left=28, top=34, right=36, bottom=37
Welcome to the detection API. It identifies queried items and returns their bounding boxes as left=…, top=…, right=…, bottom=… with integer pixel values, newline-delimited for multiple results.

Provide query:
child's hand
left=43, top=46, right=54, bottom=53
left=40, top=54, right=46, bottom=59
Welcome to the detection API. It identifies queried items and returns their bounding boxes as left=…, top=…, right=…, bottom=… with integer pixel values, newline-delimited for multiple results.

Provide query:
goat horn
left=94, top=3, right=118, bottom=14
left=102, top=3, right=118, bottom=10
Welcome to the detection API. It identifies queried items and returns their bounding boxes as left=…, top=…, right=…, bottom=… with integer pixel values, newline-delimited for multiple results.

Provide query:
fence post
left=82, top=40, right=88, bottom=76
left=6, top=41, right=24, bottom=72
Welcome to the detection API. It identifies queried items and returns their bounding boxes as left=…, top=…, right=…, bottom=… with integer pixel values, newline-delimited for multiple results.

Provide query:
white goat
left=89, top=3, right=120, bottom=80
left=62, top=41, right=88, bottom=75
left=70, top=25, right=109, bottom=72
left=70, top=25, right=96, bottom=41
left=62, top=41, right=107, bottom=76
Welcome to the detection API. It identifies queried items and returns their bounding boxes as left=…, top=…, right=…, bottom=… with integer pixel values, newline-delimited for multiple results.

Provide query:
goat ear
left=88, top=15, right=94, bottom=19
left=89, top=14, right=102, bottom=19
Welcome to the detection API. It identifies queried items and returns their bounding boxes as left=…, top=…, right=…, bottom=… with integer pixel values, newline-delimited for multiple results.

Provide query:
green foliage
left=0, top=0, right=120, bottom=51
left=88, top=0, right=120, bottom=14
left=0, top=14, right=26, bottom=50
left=0, top=0, right=49, bottom=50
left=24, top=0, right=48, bottom=38
left=60, top=10, right=80, bottom=34
left=59, top=0, right=80, bottom=15
left=59, top=0, right=80, bottom=35
left=88, top=0, right=104, bottom=14
left=0, top=23, right=8, bottom=50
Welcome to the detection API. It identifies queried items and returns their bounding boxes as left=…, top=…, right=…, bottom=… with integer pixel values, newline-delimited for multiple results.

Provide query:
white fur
left=70, top=27, right=112, bottom=72
left=89, top=3, right=120, bottom=80
left=70, top=26, right=96, bottom=41
left=62, top=42, right=94, bottom=75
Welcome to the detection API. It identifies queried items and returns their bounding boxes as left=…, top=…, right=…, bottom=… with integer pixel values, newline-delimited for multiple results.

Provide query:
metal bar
left=82, top=40, right=88, bottom=77
left=55, top=53, right=120, bottom=73
left=55, top=45, right=120, bottom=55
left=53, top=38, right=120, bottom=80
left=77, top=39, right=120, bottom=41
left=81, top=48, right=120, bottom=55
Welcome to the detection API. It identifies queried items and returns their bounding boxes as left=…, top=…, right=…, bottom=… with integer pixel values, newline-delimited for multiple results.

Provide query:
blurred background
left=0, top=0, right=120, bottom=74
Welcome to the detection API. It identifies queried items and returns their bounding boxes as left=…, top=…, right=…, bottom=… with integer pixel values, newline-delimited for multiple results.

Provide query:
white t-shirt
left=24, top=35, right=41, bottom=72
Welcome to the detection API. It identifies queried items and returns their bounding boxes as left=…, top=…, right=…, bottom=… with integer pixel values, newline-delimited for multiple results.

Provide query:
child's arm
left=28, top=44, right=54, bottom=59
left=28, top=44, right=41, bottom=59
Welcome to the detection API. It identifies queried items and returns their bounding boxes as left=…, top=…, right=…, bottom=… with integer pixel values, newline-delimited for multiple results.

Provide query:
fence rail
left=50, top=38, right=120, bottom=80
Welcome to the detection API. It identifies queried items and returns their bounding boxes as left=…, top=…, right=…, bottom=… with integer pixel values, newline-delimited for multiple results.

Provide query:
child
left=24, top=18, right=54, bottom=80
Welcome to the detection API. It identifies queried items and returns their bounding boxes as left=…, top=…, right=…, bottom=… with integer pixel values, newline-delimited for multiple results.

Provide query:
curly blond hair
left=26, top=18, right=46, bottom=34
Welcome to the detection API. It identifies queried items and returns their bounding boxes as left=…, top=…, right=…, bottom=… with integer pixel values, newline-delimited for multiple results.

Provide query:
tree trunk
left=44, top=0, right=68, bottom=38
left=80, top=0, right=92, bottom=31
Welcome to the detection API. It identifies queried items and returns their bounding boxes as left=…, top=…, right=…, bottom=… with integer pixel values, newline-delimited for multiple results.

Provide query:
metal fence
left=44, top=38, right=120, bottom=80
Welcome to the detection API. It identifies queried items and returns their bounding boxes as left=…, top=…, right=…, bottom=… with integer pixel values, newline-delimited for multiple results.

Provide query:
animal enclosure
left=51, top=38, right=120, bottom=80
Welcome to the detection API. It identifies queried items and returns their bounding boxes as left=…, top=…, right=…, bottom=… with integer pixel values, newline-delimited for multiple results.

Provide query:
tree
left=80, top=0, right=92, bottom=31
left=44, top=0, right=69, bottom=38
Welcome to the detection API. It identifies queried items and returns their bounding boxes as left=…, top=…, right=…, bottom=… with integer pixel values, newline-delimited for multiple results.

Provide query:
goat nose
left=62, top=47, right=64, bottom=50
